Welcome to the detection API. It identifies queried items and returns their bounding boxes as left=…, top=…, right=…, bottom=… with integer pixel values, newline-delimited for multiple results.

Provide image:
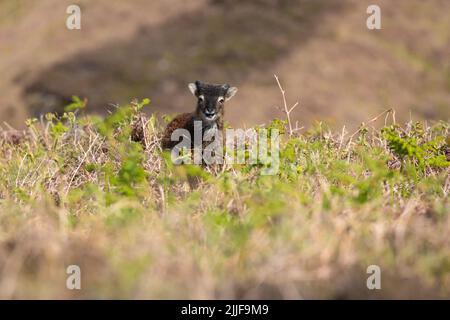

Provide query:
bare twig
left=274, top=75, right=300, bottom=136
left=347, top=108, right=393, bottom=145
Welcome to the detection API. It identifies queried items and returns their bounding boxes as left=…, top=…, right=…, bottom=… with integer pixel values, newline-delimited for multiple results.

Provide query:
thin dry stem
left=274, top=74, right=301, bottom=136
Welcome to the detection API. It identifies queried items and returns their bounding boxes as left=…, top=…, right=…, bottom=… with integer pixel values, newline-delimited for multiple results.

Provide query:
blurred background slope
left=0, top=0, right=449, bottom=129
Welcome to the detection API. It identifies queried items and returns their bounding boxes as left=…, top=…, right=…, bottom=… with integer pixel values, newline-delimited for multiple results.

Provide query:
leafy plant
left=0, top=101, right=449, bottom=299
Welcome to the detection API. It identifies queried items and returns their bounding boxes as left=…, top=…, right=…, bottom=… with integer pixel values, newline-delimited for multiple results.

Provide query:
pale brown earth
left=0, top=0, right=449, bottom=129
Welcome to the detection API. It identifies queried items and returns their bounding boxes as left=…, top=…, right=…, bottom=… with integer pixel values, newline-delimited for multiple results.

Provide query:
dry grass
left=0, top=94, right=448, bottom=299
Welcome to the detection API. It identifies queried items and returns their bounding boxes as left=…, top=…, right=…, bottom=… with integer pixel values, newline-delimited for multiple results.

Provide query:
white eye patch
left=199, top=95, right=205, bottom=101
left=218, top=96, right=225, bottom=103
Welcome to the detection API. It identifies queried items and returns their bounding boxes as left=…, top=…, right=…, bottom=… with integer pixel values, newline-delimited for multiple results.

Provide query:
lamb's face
left=188, top=81, right=237, bottom=123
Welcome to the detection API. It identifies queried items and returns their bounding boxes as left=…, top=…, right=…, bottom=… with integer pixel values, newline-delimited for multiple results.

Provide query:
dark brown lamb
left=161, top=81, right=238, bottom=150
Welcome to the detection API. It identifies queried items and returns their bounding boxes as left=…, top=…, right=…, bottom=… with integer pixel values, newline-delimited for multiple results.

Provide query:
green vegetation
left=0, top=98, right=449, bottom=299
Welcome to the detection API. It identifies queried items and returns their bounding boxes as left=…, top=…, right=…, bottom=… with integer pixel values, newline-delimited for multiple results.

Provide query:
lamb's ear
left=188, top=83, right=197, bottom=97
left=225, top=86, right=238, bottom=101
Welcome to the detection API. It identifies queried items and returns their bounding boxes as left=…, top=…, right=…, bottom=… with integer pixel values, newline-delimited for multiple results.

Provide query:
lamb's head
left=188, top=81, right=238, bottom=123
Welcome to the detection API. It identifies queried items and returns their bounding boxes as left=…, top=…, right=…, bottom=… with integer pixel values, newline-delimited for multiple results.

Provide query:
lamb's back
left=161, top=113, right=194, bottom=149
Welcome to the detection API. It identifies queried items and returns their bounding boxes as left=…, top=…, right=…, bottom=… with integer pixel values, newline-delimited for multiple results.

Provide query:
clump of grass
left=0, top=95, right=448, bottom=299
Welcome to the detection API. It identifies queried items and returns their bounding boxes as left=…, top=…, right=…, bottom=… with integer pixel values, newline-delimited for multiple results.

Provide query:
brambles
left=0, top=101, right=448, bottom=299
left=382, top=122, right=450, bottom=171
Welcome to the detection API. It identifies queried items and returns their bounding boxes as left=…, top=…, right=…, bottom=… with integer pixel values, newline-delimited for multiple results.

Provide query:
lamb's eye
left=198, top=95, right=205, bottom=102
left=218, top=97, right=225, bottom=104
